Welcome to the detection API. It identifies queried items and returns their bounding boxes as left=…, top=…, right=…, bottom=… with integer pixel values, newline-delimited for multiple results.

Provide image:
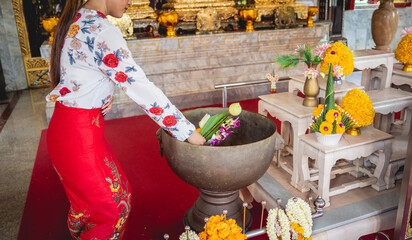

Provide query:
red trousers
left=47, top=102, right=132, bottom=239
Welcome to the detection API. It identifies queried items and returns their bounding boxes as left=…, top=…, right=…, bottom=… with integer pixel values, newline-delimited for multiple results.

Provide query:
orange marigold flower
left=395, top=33, right=412, bottom=65
left=198, top=231, right=207, bottom=240
left=319, top=121, right=333, bottom=135
left=336, top=121, right=345, bottom=134
left=312, top=104, right=324, bottom=118
left=325, top=109, right=341, bottom=123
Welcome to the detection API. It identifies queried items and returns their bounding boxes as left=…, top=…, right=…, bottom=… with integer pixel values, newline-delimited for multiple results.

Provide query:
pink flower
left=401, top=27, right=412, bottom=38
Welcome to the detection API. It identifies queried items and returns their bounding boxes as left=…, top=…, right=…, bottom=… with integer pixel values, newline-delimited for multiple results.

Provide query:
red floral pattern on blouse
left=103, top=54, right=119, bottom=68
left=59, top=87, right=71, bottom=97
left=149, top=107, right=164, bottom=115
left=115, top=72, right=128, bottom=83
left=163, top=115, right=177, bottom=127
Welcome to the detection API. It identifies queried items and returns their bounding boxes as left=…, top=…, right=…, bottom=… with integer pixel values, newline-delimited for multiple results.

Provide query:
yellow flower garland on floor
left=395, top=33, right=412, bottom=66
left=320, top=42, right=354, bottom=76
left=339, top=88, right=375, bottom=128
left=198, top=215, right=247, bottom=240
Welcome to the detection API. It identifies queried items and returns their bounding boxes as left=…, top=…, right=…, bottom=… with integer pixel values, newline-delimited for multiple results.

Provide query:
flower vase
left=303, top=62, right=320, bottom=107
left=346, top=127, right=361, bottom=136
left=303, top=76, right=320, bottom=107
left=315, top=132, right=343, bottom=145
left=371, top=0, right=399, bottom=52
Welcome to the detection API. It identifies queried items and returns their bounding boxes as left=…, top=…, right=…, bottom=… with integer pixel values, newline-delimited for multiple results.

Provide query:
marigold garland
left=339, top=88, right=375, bottom=128
left=395, top=32, right=412, bottom=65
left=320, top=42, right=354, bottom=76
left=198, top=215, right=246, bottom=240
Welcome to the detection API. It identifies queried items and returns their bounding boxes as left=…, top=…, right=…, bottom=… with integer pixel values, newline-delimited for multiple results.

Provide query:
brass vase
left=347, top=127, right=361, bottom=136
left=302, top=62, right=320, bottom=107
left=403, top=63, right=412, bottom=72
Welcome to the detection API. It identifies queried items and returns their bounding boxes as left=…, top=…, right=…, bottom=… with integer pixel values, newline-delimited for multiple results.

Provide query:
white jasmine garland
left=286, top=198, right=313, bottom=238
left=266, top=208, right=291, bottom=240
left=179, top=230, right=200, bottom=240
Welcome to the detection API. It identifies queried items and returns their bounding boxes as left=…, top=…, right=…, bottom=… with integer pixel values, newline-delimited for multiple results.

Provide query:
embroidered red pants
left=47, top=102, right=132, bottom=239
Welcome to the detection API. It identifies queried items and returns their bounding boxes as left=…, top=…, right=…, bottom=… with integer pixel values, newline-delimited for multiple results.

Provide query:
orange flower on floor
left=198, top=214, right=246, bottom=240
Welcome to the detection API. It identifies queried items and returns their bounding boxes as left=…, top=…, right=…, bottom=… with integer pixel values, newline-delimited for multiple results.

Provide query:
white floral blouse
left=46, top=8, right=195, bottom=141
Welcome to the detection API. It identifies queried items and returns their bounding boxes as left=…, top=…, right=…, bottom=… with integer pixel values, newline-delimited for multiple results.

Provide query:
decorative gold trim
left=406, top=197, right=412, bottom=238
left=23, top=57, right=50, bottom=88
left=12, top=0, right=31, bottom=57
left=12, top=0, right=51, bottom=88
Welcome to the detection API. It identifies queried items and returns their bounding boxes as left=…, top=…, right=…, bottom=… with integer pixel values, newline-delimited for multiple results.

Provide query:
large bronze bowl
left=159, top=108, right=278, bottom=232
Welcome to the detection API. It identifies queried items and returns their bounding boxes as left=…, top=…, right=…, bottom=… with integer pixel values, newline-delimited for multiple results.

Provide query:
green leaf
left=204, top=116, right=230, bottom=141
left=274, top=54, right=301, bottom=70
left=324, top=64, right=336, bottom=112
left=199, top=110, right=228, bottom=136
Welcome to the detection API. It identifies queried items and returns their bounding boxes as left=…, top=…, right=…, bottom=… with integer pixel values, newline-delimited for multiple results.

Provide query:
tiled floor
left=0, top=88, right=50, bottom=239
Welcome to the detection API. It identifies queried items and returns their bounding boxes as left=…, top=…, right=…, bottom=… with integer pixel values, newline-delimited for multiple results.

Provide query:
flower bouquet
left=319, top=41, right=354, bottom=85
left=197, top=103, right=242, bottom=146
left=266, top=197, right=313, bottom=240
left=275, top=43, right=331, bottom=69
left=339, top=88, right=375, bottom=136
left=198, top=215, right=247, bottom=240
left=310, top=64, right=356, bottom=145
left=274, top=43, right=330, bottom=107
left=395, top=27, right=412, bottom=72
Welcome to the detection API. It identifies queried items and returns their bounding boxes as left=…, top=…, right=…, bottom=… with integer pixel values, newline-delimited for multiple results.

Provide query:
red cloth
left=47, top=102, right=132, bottom=239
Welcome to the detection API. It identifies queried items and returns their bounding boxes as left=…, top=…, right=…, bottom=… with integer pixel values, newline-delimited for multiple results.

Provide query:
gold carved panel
left=12, top=0, right=50, bottom=88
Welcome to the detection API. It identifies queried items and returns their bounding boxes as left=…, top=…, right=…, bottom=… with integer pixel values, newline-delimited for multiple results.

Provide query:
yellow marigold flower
left=336, top=121, right=345, bottom=134
left=325, top=109, right=340, bottom=123
left=218, top=228, right=230, bottom=239
left=207, top=225, right=218, bottom=236
left=340, top=88, right=375, bottom=128
left=312, top=104, right=324, bottom=118
left=67, top=24, right=80, bottom=38
left=209, top=235, right=220, bottom=240
left=198, top=231, right=207, bottom=240
left=319, top=121, right=333, bottom=135
left=298, top=234, right=305, bottom=240
left=320, top=41, right=354, bottom=76
left=395, top=34, right=412, bottom=65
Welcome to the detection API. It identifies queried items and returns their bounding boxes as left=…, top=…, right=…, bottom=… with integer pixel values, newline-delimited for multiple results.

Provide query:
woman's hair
left=49, top=0, right=85, bottom=87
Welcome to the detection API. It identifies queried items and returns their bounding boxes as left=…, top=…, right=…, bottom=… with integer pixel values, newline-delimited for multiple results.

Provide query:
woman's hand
left=101, top=97, right=114, bottom=116
left=187, top=130, right=206, bottom=145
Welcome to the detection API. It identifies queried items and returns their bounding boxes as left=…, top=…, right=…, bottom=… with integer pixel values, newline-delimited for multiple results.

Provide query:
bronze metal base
left=347, top=127, right=361, bottom=136
left=403, top=63, right=412, bottom=72
left=302, top=97, right=318, bottom=107
left=183, top=189, right=252, bottom=233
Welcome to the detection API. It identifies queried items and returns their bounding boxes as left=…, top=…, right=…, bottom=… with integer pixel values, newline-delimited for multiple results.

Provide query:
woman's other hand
left=187, top=130, right=206, bottom=145
left=101, top=97, right=114, bottom=116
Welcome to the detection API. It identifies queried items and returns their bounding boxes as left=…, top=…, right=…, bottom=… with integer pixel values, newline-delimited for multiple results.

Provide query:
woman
left=46, top=0, right=205, bottom=238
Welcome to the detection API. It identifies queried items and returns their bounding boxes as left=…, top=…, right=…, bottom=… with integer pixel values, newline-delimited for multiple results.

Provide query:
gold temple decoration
left=162, top=0, right=238, bottom=22
left=41, top=18, right=59, bottom=44
left=254, top=0, right=308, bottom=23
left=125, top=0, right=157, bottom=20
left=12, top=0, right=50, bottom=88
left=196, top=7, right=222, bottom=33
left=158, top=12, right=179, bottom=37
left=274, top=5, right=296, bottom=27
left=107, top=15, right=134, bottom=38
left=307, top=6, right=318, bottom=27
left=239, top=9, right=258, bottom=32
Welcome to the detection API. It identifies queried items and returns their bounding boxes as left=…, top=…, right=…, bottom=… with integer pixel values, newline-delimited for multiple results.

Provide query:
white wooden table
left=297, top=126, right=393, bottom=207
left=391, top=63, right=412, bottom=90
left=258, top=92, right=314, bottom=189
left=367, top=88, right=412, bottom=189
left=288, top=75, right=364, bottom=103
left=352, top=49, right=394, bottom=90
